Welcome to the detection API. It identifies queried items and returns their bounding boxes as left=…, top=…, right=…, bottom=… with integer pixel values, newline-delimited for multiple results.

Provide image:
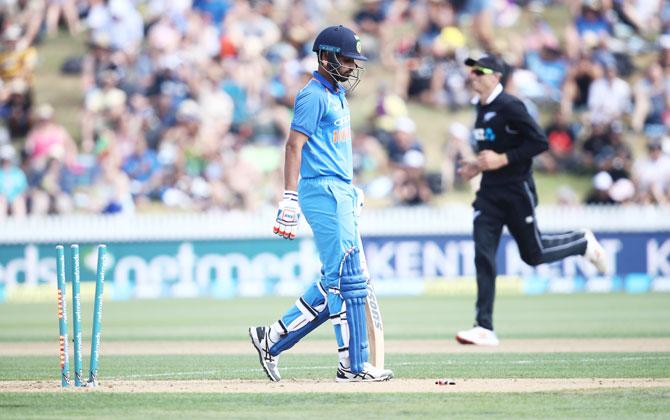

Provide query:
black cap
left=464, top=55, right=505, bottom=73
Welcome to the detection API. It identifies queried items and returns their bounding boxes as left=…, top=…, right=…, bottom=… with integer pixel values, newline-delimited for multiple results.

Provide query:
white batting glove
left=353, top=186, right=365, bottom=218
left=273, top=190, right=301, bottom=240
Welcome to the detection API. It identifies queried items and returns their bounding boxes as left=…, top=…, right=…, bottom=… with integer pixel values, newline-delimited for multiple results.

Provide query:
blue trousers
left=269, top=176, right=361, bottom=357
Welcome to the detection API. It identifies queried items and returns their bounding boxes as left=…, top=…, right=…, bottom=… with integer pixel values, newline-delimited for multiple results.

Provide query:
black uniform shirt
left=473, top=87, right=548, bottom=186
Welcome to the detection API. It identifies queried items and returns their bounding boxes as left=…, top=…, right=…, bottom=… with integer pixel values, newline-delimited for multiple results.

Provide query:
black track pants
left=472, top=179, right=588, bottom=331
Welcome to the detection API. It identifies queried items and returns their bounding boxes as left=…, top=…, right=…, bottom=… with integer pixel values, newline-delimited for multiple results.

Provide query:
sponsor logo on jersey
left=333, top=126, right=351, bottom=143
left=473, top=127, right=496, bottom=142
left=334, top=115, right=351, bottom=126
left=505, top=124, right=519, bottom=134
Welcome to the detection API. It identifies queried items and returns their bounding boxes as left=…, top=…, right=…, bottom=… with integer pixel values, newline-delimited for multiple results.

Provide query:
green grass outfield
left=1, top=391, right=669, bottom=419
left=1, top=294, right=669, bottom=418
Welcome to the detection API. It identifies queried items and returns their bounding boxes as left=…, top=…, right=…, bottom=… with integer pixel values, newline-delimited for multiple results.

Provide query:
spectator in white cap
left=393, top=148, right=433, bottom=206
left=585, top=170, right=615, bottom=205
left=388, top=116, right=424, bottom=165
left=388, top=117, right=432, bottom=205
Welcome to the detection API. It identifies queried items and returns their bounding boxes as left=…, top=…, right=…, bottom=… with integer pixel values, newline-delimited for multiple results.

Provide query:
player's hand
left=273, top=190, right=301, bottom=240
left=457, top=159, right=481, bottom=181
left=477, top=150, right=508, bottom=171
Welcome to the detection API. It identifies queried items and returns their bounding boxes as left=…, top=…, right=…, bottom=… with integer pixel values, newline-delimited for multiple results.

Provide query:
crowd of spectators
left=1, top=0, right=670, bottom=219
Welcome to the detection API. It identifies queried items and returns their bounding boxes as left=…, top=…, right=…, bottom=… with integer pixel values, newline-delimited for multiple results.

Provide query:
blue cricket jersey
left=290, top=71, right=353, bottom=182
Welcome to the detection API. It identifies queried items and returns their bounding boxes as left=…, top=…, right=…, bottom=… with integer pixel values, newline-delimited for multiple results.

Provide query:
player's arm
left=284, top=130, right=308, bottom=191
left=274, top=130, right=308, bottom=240
left=458, top=127, right=483, bottom=180
left=274, top=85, right=323, bottom=240
left=457, top=159, right=482, bottom=181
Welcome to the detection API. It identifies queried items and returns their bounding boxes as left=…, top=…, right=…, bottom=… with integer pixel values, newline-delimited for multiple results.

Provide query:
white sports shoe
left=455, top=326, right=500, bottom=346
left=336, top=362, right=394, bottom=383
left=248, top=326, right=281, bottom=382
left=583, top=229, right=608, bottom=274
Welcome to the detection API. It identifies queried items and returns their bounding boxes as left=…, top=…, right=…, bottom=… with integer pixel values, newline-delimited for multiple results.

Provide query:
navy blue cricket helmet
left=312, top=25, right=368, bottom=62
left=312, top=25, right=367, bottom=92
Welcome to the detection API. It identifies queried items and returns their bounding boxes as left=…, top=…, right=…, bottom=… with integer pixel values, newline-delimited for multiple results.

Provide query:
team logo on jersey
left=473, top=127, right=496, bottom=142
left=483, top=111, right=496, bottom=122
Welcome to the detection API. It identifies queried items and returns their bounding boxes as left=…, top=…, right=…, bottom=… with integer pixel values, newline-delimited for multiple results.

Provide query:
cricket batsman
left=249, top=25, right=394, bottom=382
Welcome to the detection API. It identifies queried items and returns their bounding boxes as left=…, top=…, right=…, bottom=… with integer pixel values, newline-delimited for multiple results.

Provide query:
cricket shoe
left=455, top=326, right=499, bottom=346
left=248, top=326, right=281, bottom=382
left=336, top=362, right=394, bottom=382
left=583, top=229, right=608, bottom=274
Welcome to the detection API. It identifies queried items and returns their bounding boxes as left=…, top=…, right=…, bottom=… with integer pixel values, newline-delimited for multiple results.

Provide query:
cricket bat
left=358, top=232, right=385, bottom=369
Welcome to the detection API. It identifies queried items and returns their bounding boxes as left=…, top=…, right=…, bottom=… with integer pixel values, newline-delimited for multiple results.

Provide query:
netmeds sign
left=0, top=240, right=322, bottom=301
left=109, top=241, right=321, bottom=298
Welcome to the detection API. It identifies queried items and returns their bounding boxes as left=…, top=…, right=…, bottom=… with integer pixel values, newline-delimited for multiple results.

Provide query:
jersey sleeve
left=505, top=98, right=549, bottom=164
left=290, top=86, right=326, bottom=138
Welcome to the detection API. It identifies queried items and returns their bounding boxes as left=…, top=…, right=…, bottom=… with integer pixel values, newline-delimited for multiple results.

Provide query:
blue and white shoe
left=248, top=326, right=281, bottom=382
left=336, top=362, right=394, bottom=382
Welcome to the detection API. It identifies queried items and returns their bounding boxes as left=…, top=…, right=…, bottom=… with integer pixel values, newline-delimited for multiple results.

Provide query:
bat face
left=366, top=284, right=383, bottom=331
left=357, top=214, right=384, bottom=369
left=366, top=283, right=385, bottom=369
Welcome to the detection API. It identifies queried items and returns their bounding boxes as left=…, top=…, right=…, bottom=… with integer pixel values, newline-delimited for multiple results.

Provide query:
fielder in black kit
left=455, top=55, right=609, bottom=346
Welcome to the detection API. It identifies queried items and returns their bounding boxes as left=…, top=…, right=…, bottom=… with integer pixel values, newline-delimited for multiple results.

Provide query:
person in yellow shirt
left=0, top=25, right=38, bottom=84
